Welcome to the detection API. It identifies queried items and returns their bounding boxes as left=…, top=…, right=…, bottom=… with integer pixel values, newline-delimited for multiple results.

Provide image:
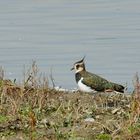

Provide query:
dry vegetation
left=0, top=63, right=140, bottom=140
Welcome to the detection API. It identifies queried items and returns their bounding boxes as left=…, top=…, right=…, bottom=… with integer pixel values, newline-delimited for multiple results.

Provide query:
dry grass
left=0, top=64, right=140, bottom=140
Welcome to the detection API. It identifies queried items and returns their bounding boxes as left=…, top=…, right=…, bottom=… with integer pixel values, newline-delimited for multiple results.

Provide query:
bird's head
left=71, top=56, right=86, bottom=73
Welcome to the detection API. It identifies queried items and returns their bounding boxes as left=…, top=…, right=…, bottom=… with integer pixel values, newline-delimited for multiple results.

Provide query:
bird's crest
left=74, top=56, right=86, bottom=64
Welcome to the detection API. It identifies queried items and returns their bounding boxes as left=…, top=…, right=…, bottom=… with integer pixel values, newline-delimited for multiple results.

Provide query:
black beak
left=71, top=67, right=74, bottom=71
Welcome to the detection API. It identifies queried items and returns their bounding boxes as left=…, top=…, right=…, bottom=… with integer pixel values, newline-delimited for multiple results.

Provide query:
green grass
left=96, top=134, right=112, bottom=140
left=0, top=115, right=8, bottom=123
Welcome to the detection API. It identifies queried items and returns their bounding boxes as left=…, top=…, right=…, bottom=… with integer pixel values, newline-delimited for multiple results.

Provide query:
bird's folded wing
left=82, top=73, right=108, bottom=91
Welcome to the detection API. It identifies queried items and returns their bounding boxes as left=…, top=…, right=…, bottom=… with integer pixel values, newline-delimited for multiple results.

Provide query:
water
left=0, top=0, right=140, bottom=92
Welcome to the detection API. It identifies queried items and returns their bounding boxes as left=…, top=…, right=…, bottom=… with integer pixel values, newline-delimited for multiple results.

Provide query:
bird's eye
left=76, top=65, right=80, bottom=69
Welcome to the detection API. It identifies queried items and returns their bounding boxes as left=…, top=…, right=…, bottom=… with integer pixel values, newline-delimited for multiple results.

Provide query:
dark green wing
left=81, top=71, right=124, bottom=92
left=81, top=71, right=109, bottom=91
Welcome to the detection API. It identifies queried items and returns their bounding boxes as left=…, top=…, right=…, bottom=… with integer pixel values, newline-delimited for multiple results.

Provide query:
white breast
left=78, top=77, right=96, bottom=93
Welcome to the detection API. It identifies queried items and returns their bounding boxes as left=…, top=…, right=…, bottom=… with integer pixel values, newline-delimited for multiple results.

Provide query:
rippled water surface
left=0, top=0, right=140, bottom=91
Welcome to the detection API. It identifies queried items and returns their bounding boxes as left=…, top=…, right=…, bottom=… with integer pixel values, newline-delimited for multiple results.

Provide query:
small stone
left=84, top=118, right=95, bottom=123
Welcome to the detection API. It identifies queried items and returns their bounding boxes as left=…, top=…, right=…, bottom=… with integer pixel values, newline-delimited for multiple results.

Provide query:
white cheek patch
left=75, top=67, right=83, bottom=73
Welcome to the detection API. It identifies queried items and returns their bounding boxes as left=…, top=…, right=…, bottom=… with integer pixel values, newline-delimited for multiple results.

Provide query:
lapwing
left=71, top=57, right=124, bottom=93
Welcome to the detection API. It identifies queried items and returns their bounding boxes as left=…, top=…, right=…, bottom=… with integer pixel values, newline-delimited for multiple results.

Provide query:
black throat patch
left=75, top=73, right=82, bottom=83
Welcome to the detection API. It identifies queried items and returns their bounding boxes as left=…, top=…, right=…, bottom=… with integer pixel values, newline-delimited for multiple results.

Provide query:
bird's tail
left=112, top=83, right=124, bottom=93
